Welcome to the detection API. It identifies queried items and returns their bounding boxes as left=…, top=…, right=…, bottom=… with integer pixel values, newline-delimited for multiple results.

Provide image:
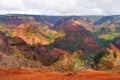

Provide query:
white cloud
left=0, top=0, right=120, bottom=15
left=0, top=0, right=25, bottom=10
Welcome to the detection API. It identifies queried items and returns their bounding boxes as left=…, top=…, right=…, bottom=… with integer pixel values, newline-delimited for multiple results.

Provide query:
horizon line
left=0, top=13, right=120, bottom=16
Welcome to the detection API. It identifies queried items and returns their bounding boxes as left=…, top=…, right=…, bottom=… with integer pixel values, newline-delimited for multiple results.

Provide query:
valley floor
left=0, top=67, right=120, bottom=80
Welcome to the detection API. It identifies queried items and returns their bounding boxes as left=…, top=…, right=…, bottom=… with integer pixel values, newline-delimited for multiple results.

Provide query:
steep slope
left=54, top=16, right=95, bottom=32
left=0, top=31, right=11, bottom=53
left=0, top=15, right=36, bottom=25
left=94, top=16, right=114, bottom=25
left=94, top=16, right=120, bottom=47
left=6, top=23, right=64, bottom=45
left=33, top=45, right=67, bottom=66
left=0, top=52, right=42, bottom=68
left=54, top=23, right=100, bottom=54
left=53, top=50, right=84, bottom=71
left=112, top=36, right=120, bottom=49
left=94, top=43, right=120, bottom=70
left=0, top=31, right=67, bottom=68
left=12, top=24, right=49, bottom=45
left=0, top=31, right=43, bottom=68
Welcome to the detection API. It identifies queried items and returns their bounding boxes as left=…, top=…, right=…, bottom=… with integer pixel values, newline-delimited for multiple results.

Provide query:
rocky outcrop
left=0, top=52, right=42, bottom=68
left=0, top=31, right=11, bottom=53
left=0, top=16, right=36, bottom=25
left=53, top=50, right=84, bottom=72
left=94, top=43, right=120, bottom=70
left=0, top=31, right=68, bottom=67
left=33, top=45, right=67, bottom=66
left=112, top=36, right=120, bottom=49
left=0, top=32, right=43, bottom=68
left=12, top=24, right=45, bottom=45
left=53, top=17, right=95, bottom=32
left=8, top=37, right=26, bottom=46
left=51, top=48, right=68, bottom=59
left=11, top=23, right=64, bottom=45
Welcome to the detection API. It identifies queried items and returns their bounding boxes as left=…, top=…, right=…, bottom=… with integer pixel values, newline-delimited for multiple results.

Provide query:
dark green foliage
left=54, top=35, right=81, bottom=53
left=96, top=38, right=112, bottom=47
left=93, top=51, right=106, bottom=64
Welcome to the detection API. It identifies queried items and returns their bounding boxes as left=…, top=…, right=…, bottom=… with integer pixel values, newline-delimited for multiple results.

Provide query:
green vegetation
left=46, top=31, right=65, bottom=43
left=98, top=32, right=120, bottom=40
left=96, top=52, right=115, bottom=70
left=96, top=32, right=120, bottom=47
left=26, top=33, right=32, bottom=39
left=1, top=15, right=120, bottom=71
left=24, top=53, right=34, bottom=60
left=97, top=38, right=112, bottom=47
left=53, top=57, right=84, bottom=72
left=46, top=43, right=55, bottom=49
left=94, top=25, right=120, bottom=47
left=53, top=51, right=85, bottom=72
left=6, top=30, right=13, bottom=37
left=54, top=36, right=80, bottom=52
left=60, top=42, right=79, bottom=52
left=13, top=50, right=22, bottom=55
left=93, top=48, right=116, bottom=70
left=83, top=53, right=95, bottom=62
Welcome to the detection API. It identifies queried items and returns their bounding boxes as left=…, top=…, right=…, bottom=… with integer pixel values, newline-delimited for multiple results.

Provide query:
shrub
left=94, top=51, right=115, bottom=70
left=53, top=53, right=85, bottom=72
left=25, top=53, right=34, bottom=60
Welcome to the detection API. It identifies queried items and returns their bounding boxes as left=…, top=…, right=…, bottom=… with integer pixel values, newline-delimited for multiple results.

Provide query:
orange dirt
left=0, top=67, right=120, bottom=80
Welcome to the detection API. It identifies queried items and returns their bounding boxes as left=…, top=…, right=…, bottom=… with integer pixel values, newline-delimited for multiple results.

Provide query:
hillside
left=0, top=15, right=120, bottom=77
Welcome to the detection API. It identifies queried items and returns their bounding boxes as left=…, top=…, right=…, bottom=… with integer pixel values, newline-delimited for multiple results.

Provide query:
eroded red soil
left=0, top=67, right=120, bottom=80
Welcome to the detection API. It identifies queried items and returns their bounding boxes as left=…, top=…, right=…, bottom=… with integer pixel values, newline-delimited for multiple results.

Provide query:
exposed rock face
left=12, top=24, right=45, bottom=45
left=0, top=32, right=42, bottom=68
left=94, top=16, right=114, bottom=25
left=0, top=52, right=42, bottom=68
left=99, top=24, right=116, bottom=34
left=94, top=16, right=120, bottom=35
left=53, top=50, right=84, bottom=72
left=0, top=31, right=11, bottom=53
left=107, top=44, right=120, bottom=59
left=51, top=48, right=68, bottom=59
left=54, top=17, right=95, bottom=32
left=66, top=17, right=95, bottom=32
left=33, top=45, right=67, bottom=66
left=8, top=37, right=26, bottom=46
left=54, top=24, right=100, bottom=53
left=0, top=16, right=35, bottom=25
left=94, top=43, right=120, bottom=70
left=0, top=31, right=67, bottom=68
left=0, top=31, right=67, bottom=67
left=11, top=23, right=64, bottom=45
left=112, top=36, right=120, bottom=49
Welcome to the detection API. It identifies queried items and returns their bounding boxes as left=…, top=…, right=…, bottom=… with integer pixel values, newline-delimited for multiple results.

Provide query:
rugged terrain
left=0, top=15, right=120, bottom=79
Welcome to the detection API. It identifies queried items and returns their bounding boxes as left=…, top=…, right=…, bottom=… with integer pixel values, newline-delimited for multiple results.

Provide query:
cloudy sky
left=0, top=0, right=120, bottom=15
